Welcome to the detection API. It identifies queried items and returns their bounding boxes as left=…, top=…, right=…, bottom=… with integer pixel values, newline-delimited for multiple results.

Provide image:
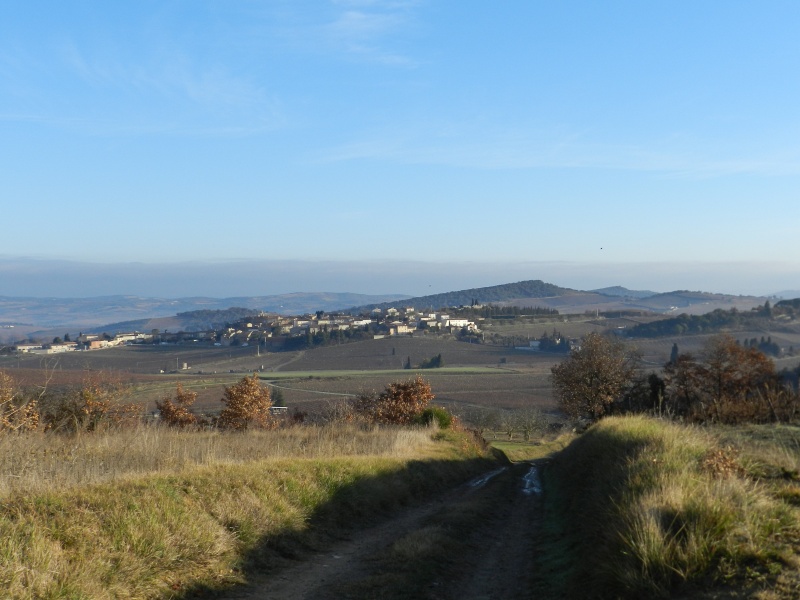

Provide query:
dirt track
left=221, top=462, right=545, bottom=600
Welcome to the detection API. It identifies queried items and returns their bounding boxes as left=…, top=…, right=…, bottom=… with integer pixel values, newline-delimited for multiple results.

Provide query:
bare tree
left=514, top=407, right=548, bottom=441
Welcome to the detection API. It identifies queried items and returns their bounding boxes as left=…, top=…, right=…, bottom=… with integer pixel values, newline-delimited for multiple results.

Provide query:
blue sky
left=2, top=1, right=799, bottom=297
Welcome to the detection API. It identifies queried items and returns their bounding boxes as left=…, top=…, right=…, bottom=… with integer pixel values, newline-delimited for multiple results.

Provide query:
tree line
left=552, top=332, right=800, bottom=425
left=626, top=301, right=792, bottom=339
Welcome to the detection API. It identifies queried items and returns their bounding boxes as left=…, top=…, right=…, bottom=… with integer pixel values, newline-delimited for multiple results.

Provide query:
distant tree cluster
left=775, top=298, right=800, bottom=317
left=538, top=329, right=571, bottom=353
left=742, top=336, right=781, bottom=357
left=627, top=308, right=747, bottom=337
left=550, top=332, right=799, bottom=425
left=627, top=302, right=795, bottom=339
left=418, top=353, right=444, bottom=369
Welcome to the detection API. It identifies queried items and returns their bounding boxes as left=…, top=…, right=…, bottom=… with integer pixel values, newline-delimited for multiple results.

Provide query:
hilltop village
left=11, top=306, right=485, bottom=355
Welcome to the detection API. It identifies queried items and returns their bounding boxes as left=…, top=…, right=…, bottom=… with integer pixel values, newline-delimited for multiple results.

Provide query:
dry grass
left=0, top=424, right=435, bottom=498
left=0, top=425, right=497, bottom=599
left=544, top=416, right=800, bottom=598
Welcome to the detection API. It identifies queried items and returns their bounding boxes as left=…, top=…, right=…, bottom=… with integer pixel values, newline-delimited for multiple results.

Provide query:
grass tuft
left=0, top=425, right=497, bottom=599
left=543, top=416, right=799, bottom=598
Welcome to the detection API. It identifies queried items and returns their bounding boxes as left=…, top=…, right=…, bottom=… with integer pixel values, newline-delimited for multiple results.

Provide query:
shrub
left=0, top=371, right=40, bottom=433
left=418, top=353, right=444, bottom=369
left=156, top=383, right=201, bottom=428
left=41, top=372, right=141, bottom=433
left=354, top=376, right=434, bottom=425
left=416, top=406, right=453, bottom=429
left=217, top=374, right=275, bottom=430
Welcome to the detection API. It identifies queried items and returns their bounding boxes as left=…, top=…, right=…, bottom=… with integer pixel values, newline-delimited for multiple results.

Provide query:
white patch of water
left=468, top=467, right=507, bottom=489
left=522, top=465, right=543, bottom=495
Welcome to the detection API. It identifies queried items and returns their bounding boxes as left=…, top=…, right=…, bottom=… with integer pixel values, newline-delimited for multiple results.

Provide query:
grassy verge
left=490, top=435, right=574, bottom=462
left=0, top=427, right=498, bottom=599
left=541, top=416, right=800, bottom=599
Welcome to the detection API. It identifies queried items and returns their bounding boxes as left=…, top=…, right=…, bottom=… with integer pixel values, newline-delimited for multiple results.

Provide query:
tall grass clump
left=0, top=423, right=436, bottom=497
left=0, top=425, right=498, bottom=599
left=545, top=415, right=796, bottom=598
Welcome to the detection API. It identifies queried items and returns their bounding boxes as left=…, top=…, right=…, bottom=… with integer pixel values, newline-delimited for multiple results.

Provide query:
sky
left=2, top=1, right=799, bottom=298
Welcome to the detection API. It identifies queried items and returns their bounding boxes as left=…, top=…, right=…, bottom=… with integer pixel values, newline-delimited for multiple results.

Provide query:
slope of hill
left=351, top=280, right=574, bottom=313
left=635, top=290, right=766, bottom=314
left=591, top=286, right=657, bottom=299
left=775, top=290, right=800, bottom=299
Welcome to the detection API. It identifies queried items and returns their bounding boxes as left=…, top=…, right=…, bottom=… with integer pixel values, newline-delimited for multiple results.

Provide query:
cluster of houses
left=217, top=307, right=480, bottom=347
left=12, top=307, right=481, bottom=354
left=13, top=332, right=154, bottom=355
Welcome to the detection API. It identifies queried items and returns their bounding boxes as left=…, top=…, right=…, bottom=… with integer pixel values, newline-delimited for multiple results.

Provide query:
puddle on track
left=468, top=467, right=508, bottom=489
left=522, top=464, right=543, bottom=495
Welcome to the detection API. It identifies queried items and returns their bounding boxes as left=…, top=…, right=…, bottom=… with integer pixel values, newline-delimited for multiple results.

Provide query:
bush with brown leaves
left=354, top=376, right=434, bottom=425
left=157, top=383, right=202, bottom=428
left=0, top=371, right=40, bottom=433
left=217, top=374, right=275, bottom=430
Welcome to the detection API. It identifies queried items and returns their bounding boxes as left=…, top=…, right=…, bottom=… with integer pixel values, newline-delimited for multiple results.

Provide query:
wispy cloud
left=13, top=38, right=288, bottom=137
left=319, top=123, right=800, bottom=177
left=307, top=0, right=421, bottom=66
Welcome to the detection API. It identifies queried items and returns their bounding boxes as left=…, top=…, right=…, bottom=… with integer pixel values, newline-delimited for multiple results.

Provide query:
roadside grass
left=542, top=416, right=800, bottom=599
left=0, top=424, right=436, bottom=497
left=0, top=425, right=498, bottom=599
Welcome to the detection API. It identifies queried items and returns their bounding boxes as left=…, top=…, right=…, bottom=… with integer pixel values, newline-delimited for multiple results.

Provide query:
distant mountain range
left=0, top=293, right=409, bottom=330
left=0, top=279, right=780, bottom=343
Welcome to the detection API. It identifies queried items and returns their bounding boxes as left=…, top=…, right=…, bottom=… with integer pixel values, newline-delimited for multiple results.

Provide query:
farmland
left=4, top=310, right=799, bottom=422
left=0, top=334, right=567, bottom=417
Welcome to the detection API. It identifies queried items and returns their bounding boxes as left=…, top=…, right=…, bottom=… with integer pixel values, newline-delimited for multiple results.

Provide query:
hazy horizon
left=1, top=256, right=797, bottom=300
left=2, top=4, right=799, bottom=296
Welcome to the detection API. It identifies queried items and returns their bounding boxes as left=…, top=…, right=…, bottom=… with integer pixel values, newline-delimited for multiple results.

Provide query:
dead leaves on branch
left=217, top=374, right=276, bottom=430
left=354, top=375, right=434, bottom=425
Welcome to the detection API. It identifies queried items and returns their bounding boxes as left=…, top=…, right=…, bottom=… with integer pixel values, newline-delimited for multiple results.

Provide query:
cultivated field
left=5, top=321, right=798, bottom=422
left=0, top=336, right=566, bottom=417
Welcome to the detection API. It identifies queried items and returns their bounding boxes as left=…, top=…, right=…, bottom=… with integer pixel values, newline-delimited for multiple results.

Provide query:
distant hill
left=85, top=308, right=265, bottom=335
left=0, top=281, right=772, bottom=343
left=0, top=293, right=410, bottom=330
left=591, top=286, right=657, bottom=299
left=774, top=290, right=800, bottom=300
left=351, top=280, right=575, bottom=313
left=351, top=282, right=768, bottom=319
